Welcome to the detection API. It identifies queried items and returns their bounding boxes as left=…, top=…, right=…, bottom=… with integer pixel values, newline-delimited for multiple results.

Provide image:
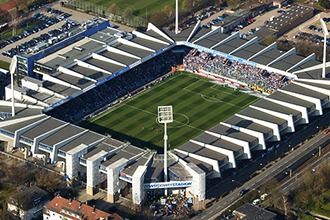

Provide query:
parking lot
left=285, top=12, right=330, bottom=41
left=196, top=5, right=330, bottom=47
left=1, top=11, right=81, bottom=58
left=0, top=2, right=96, bottom=63
left=199, top=6, right=288, bottom=37
left=0, top=1, right=138, bottom=64
left=240, top=8, right=285, bottom=35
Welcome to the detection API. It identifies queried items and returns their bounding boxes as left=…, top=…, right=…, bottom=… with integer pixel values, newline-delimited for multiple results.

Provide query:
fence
left=66, top=0, right=147, bottom=27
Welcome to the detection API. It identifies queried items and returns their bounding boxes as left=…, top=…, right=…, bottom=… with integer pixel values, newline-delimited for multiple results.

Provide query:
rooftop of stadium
left=0, top=19, right=330, bottom=205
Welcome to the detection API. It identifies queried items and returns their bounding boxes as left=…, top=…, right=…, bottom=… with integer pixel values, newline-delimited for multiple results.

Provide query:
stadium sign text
left=144, top=181, right=192, bottom=189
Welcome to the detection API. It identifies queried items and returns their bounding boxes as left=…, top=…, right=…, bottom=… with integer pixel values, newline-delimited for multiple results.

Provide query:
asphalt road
left=280, top=147, right=330, bottom=195
left=194, top=109, right=330, bottom=220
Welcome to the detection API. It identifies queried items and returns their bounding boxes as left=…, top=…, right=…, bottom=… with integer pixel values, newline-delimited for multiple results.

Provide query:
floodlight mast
left=320, top=18, right=329, bottom=78
left=157, top=106, right=173, bottom=196
left=11, top=71, right=15, bottom=117
left=175, top=0, right=178, bottom=34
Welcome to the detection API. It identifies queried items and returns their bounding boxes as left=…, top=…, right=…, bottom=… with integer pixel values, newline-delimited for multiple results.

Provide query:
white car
left=260, top=193, right=268, bottom=200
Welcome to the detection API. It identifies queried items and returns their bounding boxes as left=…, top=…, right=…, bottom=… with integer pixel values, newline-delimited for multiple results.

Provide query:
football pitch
left=87, top=0, right=177, bottom=17
left=84, top=72, right=259, bottom=151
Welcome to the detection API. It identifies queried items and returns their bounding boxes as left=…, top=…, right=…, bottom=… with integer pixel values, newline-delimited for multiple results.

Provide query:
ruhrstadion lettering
left=143, top=181, right=193, bottom=189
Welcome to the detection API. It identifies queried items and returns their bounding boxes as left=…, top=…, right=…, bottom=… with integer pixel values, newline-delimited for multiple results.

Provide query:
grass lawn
left=84, top=72, right=258, bottom=152
left=86, top=0, right=180, bottom=17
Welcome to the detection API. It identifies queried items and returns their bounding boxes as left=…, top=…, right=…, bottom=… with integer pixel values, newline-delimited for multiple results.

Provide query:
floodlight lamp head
left=157, top=106, right=173, bottom=124
left=320, top=18, right=329, bottom=36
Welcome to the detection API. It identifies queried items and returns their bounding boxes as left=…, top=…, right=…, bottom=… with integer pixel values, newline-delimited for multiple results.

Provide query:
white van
left=253, top=199, right=261, bottom=205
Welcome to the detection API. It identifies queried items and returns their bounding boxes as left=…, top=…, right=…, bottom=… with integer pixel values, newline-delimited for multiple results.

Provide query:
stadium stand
left=183, top=49, right=291, bottom=93
left=0, top=19, right=330, bottom=210
left=46, top=50, right=183, bottom=122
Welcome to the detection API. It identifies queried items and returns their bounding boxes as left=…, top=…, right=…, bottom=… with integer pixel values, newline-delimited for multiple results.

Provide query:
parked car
left=253, top=199, right=261, bottom=205
left=239, top=188, right=248, bottom=196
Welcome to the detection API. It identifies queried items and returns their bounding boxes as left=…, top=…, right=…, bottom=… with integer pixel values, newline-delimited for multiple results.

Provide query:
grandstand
left=0, top=18, right=330, bottom=209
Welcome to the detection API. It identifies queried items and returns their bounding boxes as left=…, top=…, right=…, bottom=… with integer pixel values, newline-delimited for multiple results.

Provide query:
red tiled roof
left=0, top=1, right=15, bottom=11
left=44, top=197, right=123, bottom=220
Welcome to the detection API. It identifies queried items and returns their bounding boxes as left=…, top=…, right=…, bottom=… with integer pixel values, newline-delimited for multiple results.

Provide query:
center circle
left=155, top=113, right=189, bottom=128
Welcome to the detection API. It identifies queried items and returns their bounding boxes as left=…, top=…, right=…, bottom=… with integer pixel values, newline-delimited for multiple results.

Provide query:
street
left=280, top=146, right=330, bottom=195
left=194, top=109, right=330, bottom=220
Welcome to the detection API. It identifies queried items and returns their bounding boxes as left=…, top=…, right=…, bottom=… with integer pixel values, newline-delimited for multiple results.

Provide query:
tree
left=264, top=35, right=277, bottom=46
left=291, top=162, right=330, bottom=209
left=150, top=11, right=167, bottom=27
left=163, top=5, right=174, bottom=22
left=320, top=0, right=330, bottom=9
left=260, top=178, right=291, bottom=212
left=9, top=10, right=18, bottom=37
left=227, top=0, right=241, bottom=9
left=282, top=195, right=290, bottom=217
left=123, top=7, right=133, bottom=20
left=108, top=3, right=118, bottom=15
left=182, top=0, right=202, bottom=12
left=0, top=9, right=9, bottom=23
left=259, top=178, right=279, bottom=195
left=6, top=163, right=36, bottom=186
left=12, top=0, right=27, bottom=12
left=276, top=39, right=294, bottom=53
left=35, top=170, right=66, bottom=192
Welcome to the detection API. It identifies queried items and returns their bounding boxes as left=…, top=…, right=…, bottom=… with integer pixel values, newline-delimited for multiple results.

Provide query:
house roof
left=9, top=185, right=49, bottom=211
left=234, top=203, right=277, bottom=220
left=44, top=196, right=122, bottom=220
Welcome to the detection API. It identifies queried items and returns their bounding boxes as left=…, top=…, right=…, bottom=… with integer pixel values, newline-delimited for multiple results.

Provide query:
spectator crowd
left=47, top=49, right=183, bottom=123
left=183, top=49, right=291, bottom=93
left=47, top=47, right=292, bottom=124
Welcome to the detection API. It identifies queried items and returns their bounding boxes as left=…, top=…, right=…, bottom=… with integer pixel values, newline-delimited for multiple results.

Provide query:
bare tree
left=227, top=0, right=241, bottom=9
left=108, top=3, right=118, bottom=15
left=6, top=163, right=36, bottom=186
left=163, top=5, right=174, bottom=22
left=0, top=9, right=9, bottom=23
left=150, top=11, right=167, bottom=27
left=12, top=0, right=27, bottom=12
left=182, top=0, right=193, bottom=12
left=9, top=10, right=18, bottom=37
left=123, top=7, right=133, bottom=20
left=282, top=195, right=289, bottom=216
left=35, top=170, right=66, bottom=192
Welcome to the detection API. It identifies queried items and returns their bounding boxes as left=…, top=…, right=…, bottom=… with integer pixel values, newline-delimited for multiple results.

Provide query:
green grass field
left=84, top=72, right=258, bottom=152
left=87, top=0, right=178, bottom=17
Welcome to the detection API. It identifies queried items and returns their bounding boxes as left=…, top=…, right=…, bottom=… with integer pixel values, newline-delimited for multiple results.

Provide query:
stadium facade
left=1, top=17, right=330, bottom=208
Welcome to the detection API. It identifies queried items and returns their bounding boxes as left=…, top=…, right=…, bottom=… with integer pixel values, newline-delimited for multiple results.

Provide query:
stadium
left=0, top=16, right=330, bottom=209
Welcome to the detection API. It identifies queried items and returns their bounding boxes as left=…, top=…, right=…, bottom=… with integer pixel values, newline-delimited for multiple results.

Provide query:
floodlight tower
left=320, top=18, right=329, bottom=78
left=157, top=106, right=173, bottom=195
left=11, top=70, right=15, bottom=117
left=175, top=0, right=179, bottom=34
left=9, top=55, right=17, bottom=117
